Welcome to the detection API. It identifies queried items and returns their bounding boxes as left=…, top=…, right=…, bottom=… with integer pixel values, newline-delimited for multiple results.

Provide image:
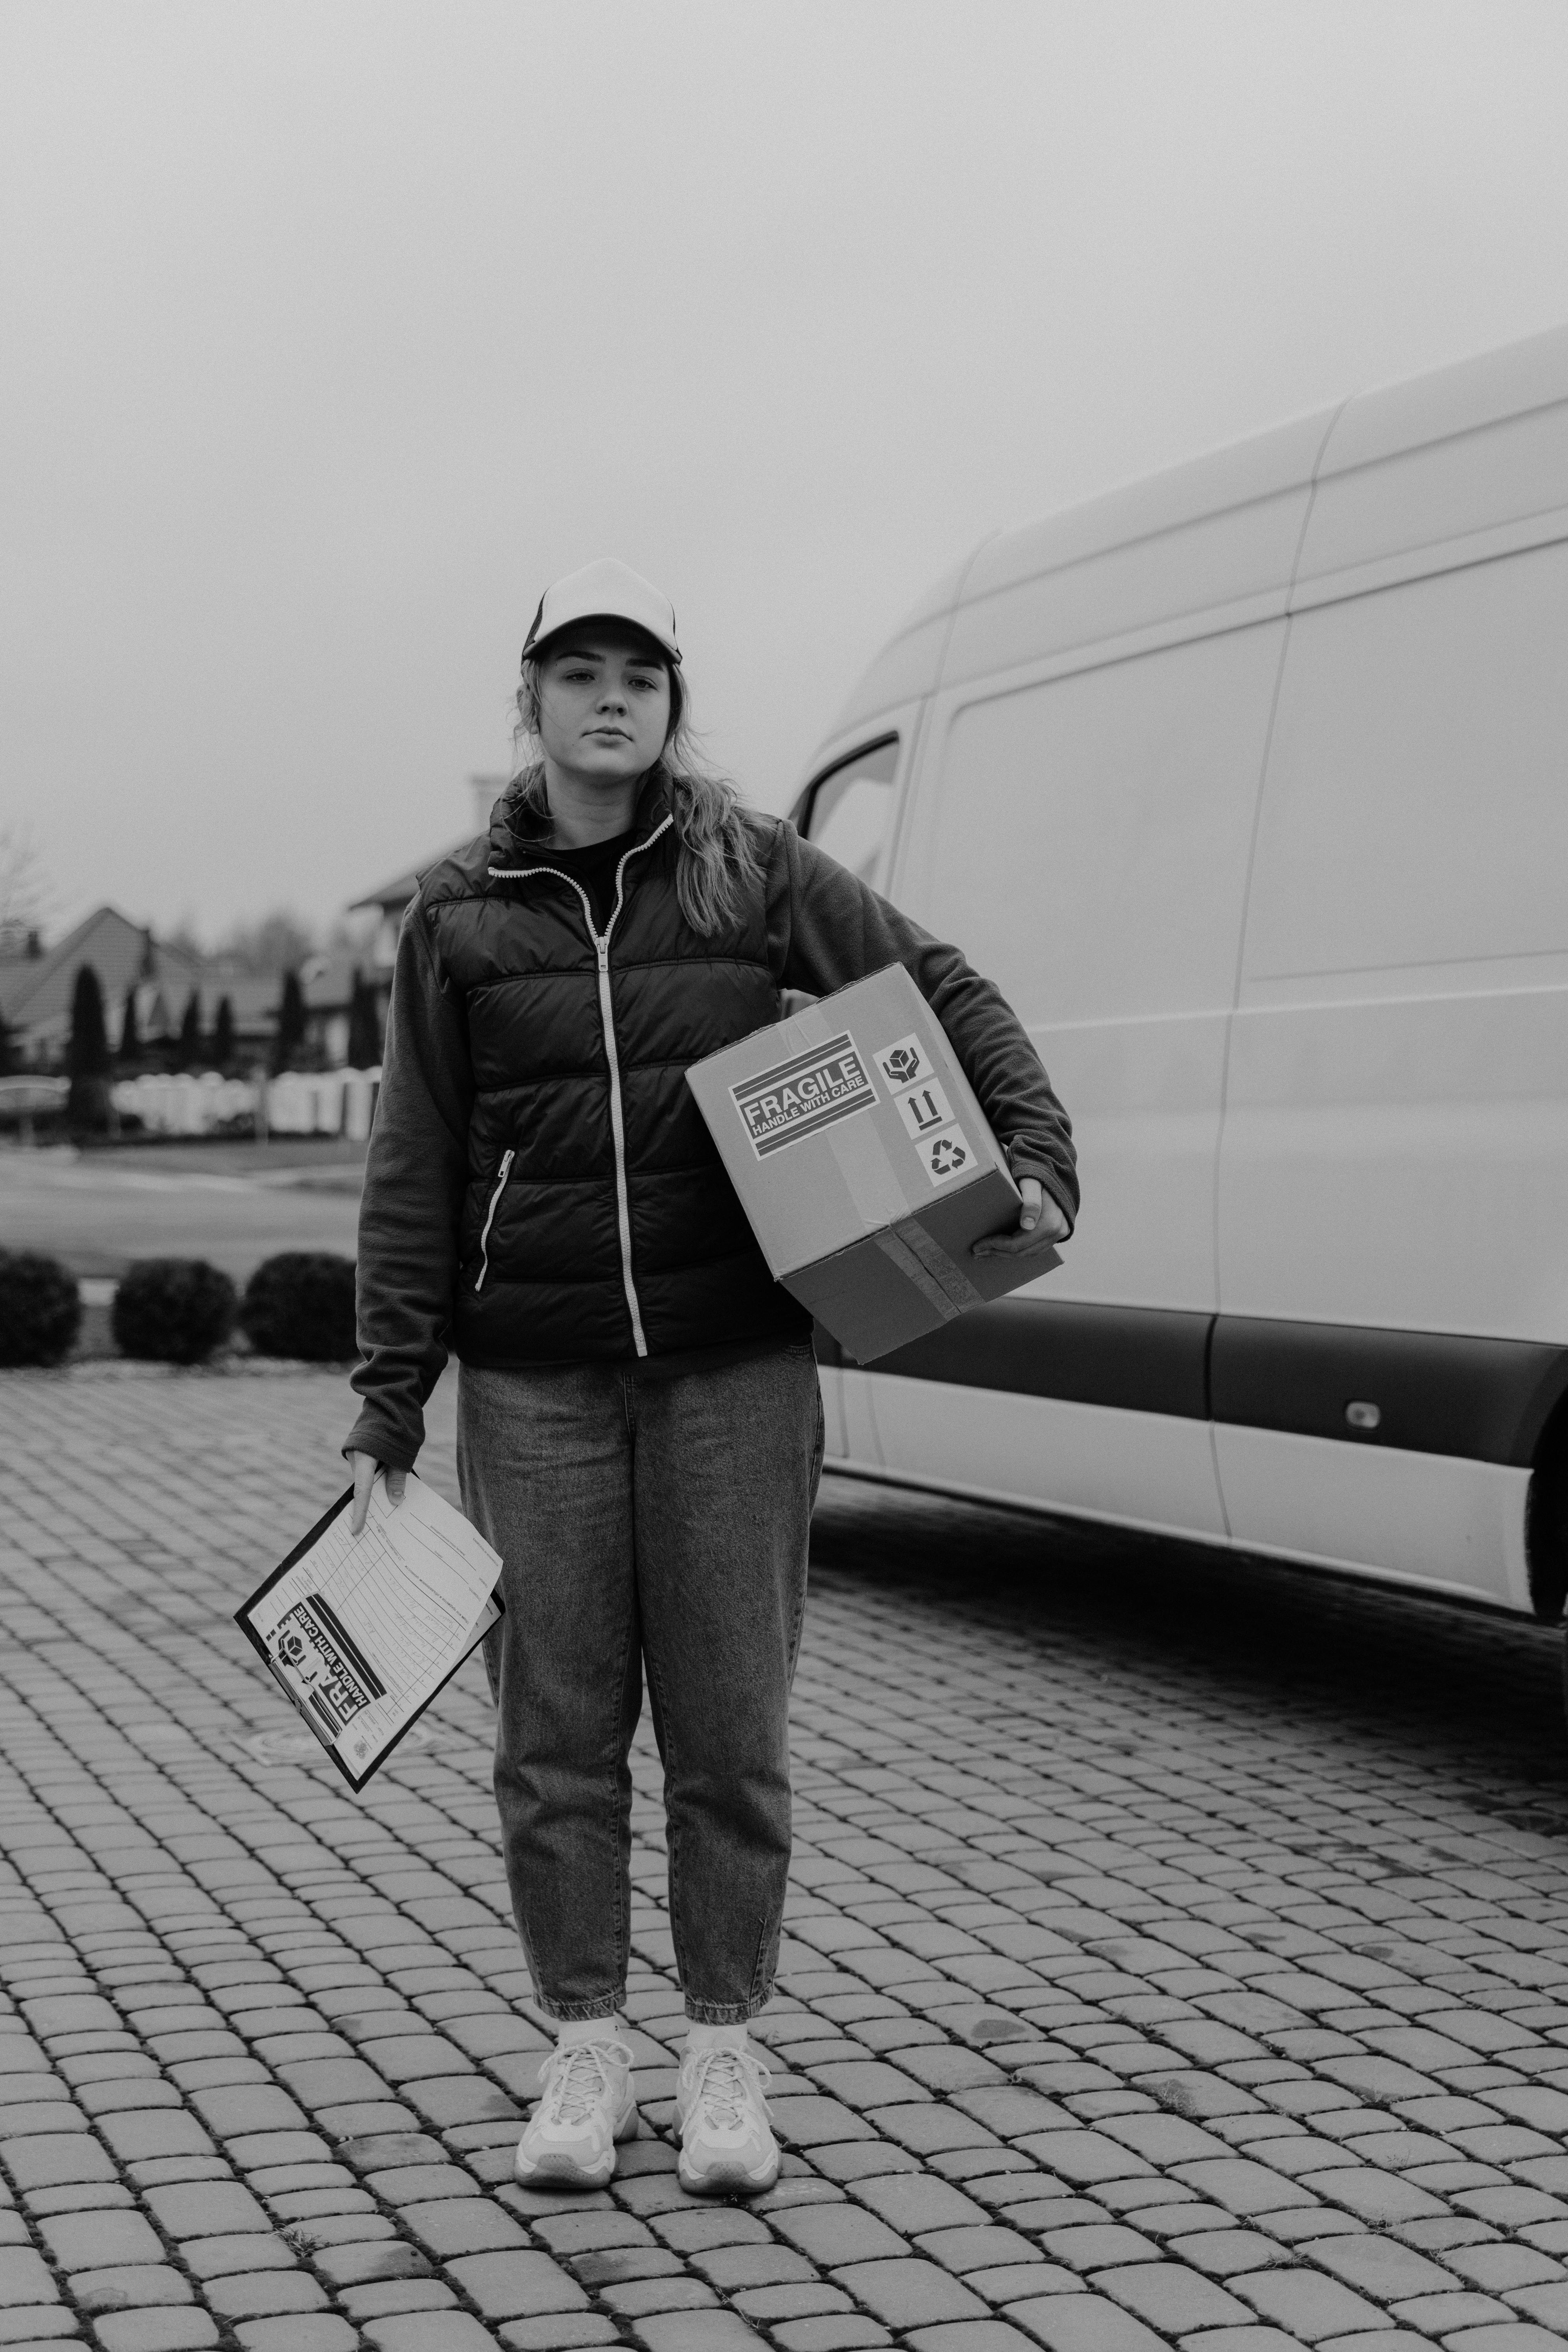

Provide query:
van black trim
left=789, top=731, right=900, bottom=837
left=838, top=1299, right=1568, bottom=1469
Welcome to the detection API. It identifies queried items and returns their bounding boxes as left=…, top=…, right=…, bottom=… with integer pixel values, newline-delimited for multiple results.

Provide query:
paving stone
left=3, top=2134, right=114, bottom=2192
left=233, top=2321, right=361, bottom=2350
left=852, top=2176, right=988, bottom=2232
left=0, top=2245, right=58, bottom=2304
left=67, top=2263, right=192, bottom=2313
left=498, top=2323, right=623, bottom=2349
left=693, top=2244, right=820, bottom=2288
left=1178, top=2334, right=1315, bottom=2352
left=1237, top=2266, right=1390, bottom=2337
left=402, top=2197, right=530, bottom=2254
left=904, top=2329, right=1046, bottom=2351
left=360, top=2318, right=501, bottom=2350
left=775, top=2207, right=909, bottom=2263
left=916, top=2225, right=1044, bottom=2274
left=831, top=2258, right=988, bottom=2326
left=0, top=2318, right=81, bottom=2347
left=313, top=2238, right=431, bottom=2286
left=145, top=2180, right=271, bottom=2237
left=630, top=2317, right=764, bottom=2347
left=447, top=2249, right=593, bottom=2317
left=181, top=2231, right=299, bottom=2279
left=1304, top=2231, right=1456, bottom=2296
left=1425, top=2332, right=1568, bottom=2352
left=40, top=2209, right=163, bottom=2270
left=771, top=2323, right=892, bottom=2350
left=997, top=2291, right=1169, bottom=2349
left=91, top=2314, right=220, bottom=2351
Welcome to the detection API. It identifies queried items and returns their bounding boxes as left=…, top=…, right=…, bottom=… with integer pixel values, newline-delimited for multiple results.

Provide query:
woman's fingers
left=972, top=1179, right=1070, bottom=1257
left=349, top=1455, right=407, bottom=1537
left=348, top=1451, right=377, bottom=1536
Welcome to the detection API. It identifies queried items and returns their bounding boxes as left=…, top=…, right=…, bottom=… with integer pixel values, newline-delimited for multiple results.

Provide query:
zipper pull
left=597, top=938, right=609, bottom=972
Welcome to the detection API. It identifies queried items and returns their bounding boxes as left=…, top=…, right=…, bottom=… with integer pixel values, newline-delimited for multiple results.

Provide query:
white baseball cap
left=521, top=557, right=681, bottom=668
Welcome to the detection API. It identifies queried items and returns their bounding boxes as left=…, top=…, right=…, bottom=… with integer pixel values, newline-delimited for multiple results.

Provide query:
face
left=534, top=626, right=672, bottom=788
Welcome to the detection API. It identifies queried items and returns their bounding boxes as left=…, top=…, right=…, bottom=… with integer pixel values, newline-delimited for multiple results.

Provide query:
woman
left=345, top=557, right=1077, bottom=2196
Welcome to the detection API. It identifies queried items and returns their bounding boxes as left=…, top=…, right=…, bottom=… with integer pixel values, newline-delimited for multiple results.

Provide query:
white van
left=792, top=320, right=1568, bottom=1633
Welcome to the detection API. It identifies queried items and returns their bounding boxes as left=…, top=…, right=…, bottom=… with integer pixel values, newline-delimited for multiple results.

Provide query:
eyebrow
left=553, top=642, right=663, bottom=668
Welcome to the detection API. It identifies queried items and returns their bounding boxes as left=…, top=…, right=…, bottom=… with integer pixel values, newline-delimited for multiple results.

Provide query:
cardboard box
left=686, top=963, right=1060, bottom=1362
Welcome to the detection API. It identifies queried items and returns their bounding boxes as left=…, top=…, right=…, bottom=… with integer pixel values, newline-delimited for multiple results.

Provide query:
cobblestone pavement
left=7, top=1366, right=1568, bottom=2352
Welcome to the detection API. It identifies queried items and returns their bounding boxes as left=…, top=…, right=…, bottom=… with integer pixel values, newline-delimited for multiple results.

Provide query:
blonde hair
left=510, top=652, right=761, bottom=937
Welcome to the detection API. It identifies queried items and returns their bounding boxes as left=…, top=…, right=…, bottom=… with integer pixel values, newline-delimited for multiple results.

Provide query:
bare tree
left=217, top=911, right=319, bottom=976
left=0, top=826, right=55, bottom=955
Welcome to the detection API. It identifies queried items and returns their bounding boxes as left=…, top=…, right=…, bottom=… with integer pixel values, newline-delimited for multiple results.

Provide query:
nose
left=596, top=682, right=629, bottom=715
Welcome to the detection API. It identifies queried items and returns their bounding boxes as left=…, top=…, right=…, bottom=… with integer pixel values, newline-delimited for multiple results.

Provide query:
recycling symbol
left=929, top=1136, right=967, bottom=1176
left=884, top=1046, right=922, bottom=1086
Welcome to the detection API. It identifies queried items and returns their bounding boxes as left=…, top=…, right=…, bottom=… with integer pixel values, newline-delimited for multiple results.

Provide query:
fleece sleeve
left=343, top=900, right=473, bottom=1470
left=764, top=820, right=1079, bottom=1232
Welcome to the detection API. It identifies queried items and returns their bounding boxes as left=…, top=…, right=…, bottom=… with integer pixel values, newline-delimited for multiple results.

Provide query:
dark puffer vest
left=449, top=789, right=795, bottom=1365
left=346, top=776, right=1079, bottom=1471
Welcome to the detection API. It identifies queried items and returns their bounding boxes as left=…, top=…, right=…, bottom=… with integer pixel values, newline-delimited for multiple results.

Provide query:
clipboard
left=236, top=1470, right=503, bottom=1791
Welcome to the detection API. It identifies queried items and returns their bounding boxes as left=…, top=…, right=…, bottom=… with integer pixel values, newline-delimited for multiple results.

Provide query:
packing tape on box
left=873, top=1216, right=984, bottom=1323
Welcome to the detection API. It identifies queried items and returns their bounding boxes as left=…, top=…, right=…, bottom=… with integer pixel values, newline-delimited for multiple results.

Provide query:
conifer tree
left=271, top=969, right=307, bottom=1075
left=212, top=996, right=236, bottom=1070
left=67, top=965, right=111, bottom=1078
left=118, top=985, right=142, bottom=1065
left=176, top=989, right=203, bottom=1071
left=66, top=964, right=112, bottom=1131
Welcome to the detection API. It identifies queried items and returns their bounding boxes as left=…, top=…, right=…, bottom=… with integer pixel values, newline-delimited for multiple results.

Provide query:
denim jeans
left=457, top=1341, right=824, bottom=2024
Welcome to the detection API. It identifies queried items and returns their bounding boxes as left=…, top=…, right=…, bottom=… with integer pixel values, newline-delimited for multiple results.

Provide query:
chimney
left=470, top=773, right=509, bottom=835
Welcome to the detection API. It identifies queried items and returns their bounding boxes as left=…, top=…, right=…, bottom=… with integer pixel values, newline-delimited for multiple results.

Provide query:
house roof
left=0, top=907, right=205, bottom=1037
left=348, top=840, right=471, bottom=914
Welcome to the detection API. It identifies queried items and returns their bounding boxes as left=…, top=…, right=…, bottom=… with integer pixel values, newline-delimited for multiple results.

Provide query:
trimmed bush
left=241, top=1251, right=358, bottom=1362
left=0, top=1250, right=82, bottom=1367
left=113, top=1258, right=236, bottom=1364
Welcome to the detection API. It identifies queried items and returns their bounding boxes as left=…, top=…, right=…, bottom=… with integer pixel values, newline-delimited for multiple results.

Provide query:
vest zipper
left=474, top=1148, right=515, bottom=1292
left=487, top=815, right=673, bottom=1356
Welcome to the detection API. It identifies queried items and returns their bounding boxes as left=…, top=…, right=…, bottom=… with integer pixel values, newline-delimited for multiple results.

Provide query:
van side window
left=799, top=737, right=900, bottom=892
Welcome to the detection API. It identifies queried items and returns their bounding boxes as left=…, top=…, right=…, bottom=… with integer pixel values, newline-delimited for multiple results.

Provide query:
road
left=5, top=1362, right=1568, bottom=2351
left=0, top=1142, right=363, bottom=1282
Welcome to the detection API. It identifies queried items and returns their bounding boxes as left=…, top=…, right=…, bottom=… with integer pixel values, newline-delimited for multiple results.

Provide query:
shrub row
left=0, top=1249, right=358, bottom=1367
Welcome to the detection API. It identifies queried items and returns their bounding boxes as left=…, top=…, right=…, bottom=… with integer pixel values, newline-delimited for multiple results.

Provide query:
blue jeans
left=457, top=1342, right=824, bottom=2024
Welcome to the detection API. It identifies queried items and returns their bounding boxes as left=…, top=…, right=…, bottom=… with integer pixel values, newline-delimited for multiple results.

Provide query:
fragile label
left=917, top=1124, right=975, bottom=1187
left=731, top=1032, right=878, bottom=1158
left=269, top=1594, right=387, bottom=1746
left=873, top=1033, right=934, bottom=1093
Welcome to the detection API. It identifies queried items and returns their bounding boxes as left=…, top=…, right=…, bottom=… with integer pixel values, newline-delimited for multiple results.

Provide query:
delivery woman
left=345, top=557, right=1077, bottom=2196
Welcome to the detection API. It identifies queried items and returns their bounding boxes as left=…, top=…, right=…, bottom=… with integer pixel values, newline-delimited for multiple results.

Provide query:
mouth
left=586, top=728, right=631, bottom=742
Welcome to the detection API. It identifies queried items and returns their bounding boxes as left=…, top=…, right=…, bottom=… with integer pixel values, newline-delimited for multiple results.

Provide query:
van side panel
left=1212, top=1426, right=1531, bottom=1613
left=861, top=1377, right=1232, bottom=1543
left=901, top=622, right=1286, bottom=1311
left=1222, top=540, right=1568, bottom=1345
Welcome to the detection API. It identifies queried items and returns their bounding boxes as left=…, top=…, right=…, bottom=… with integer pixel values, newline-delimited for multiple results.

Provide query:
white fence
left=110, top=1067, right=381, bottom=1140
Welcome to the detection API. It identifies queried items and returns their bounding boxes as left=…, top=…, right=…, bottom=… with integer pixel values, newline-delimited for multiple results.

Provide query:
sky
left=4, top=0, right=1568, bottom=947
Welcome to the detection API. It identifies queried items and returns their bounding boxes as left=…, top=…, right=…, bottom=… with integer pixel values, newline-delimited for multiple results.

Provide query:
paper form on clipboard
left=236, top=1470, right=502, bottom=1790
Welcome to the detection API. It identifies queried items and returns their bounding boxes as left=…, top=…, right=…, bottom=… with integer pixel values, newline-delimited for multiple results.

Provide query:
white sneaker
left=515, top=2035, right=638, bottom=2189
left=675, top=2040, right=779, bottom=2196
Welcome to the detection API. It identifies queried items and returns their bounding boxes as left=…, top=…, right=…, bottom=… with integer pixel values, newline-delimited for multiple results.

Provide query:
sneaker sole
left=677, top=2146, right=780, bottom=2198
left=515, top=2104, right=639, bottom=2189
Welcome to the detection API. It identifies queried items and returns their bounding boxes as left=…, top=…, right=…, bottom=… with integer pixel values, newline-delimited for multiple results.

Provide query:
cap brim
left=523, top=612, right=681, bottom=666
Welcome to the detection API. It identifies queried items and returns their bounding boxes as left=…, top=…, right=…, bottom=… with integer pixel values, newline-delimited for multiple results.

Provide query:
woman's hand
left=972, top=1176, right=1070, bottom=1258
left=349, top=1451, right=407, bottom=1536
